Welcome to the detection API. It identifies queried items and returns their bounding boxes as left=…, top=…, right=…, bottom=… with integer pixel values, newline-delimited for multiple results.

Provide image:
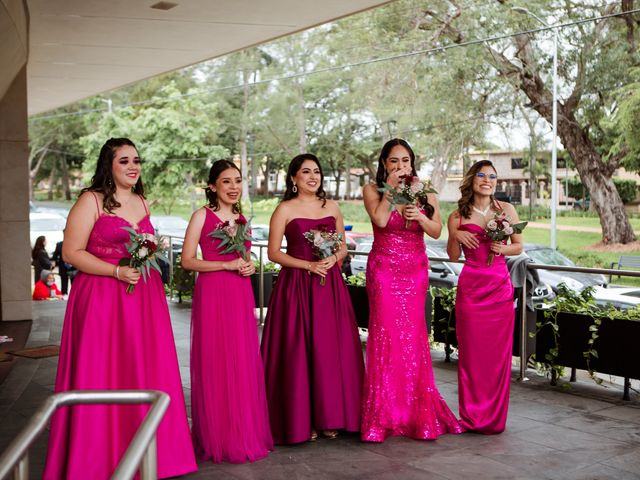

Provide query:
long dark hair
left=32, top=235, right=46, bottom=260
left=375, top=138, right=434, bottom=219
left=458, top=160, right=498, bottom=219
left=205, top=159, right=242, bottom=213
left=81, top=138, right=144, bottom=213
left=283, top=153, right=327, bottom=206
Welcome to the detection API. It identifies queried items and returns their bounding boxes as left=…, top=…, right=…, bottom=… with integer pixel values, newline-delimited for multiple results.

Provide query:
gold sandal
left=322, top=430, right=338, bottom=439
left=310, top=430, right=318, bottom=441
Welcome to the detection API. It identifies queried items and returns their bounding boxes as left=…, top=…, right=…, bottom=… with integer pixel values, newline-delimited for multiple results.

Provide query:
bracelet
left=334, top=253, right=339, bottom=263
left=306, top=263, right=312, bottom=274
left=114, top=265, right=120, bottom=280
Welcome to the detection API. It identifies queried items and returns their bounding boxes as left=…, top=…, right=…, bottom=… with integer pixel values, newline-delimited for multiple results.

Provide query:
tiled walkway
left=1, top=301, right=639, bottom=479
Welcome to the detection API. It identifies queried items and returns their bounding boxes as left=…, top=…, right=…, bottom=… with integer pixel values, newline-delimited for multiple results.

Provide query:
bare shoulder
left=448, top=209, right=460, bottom=221
left=71, top=191, right=100, bottom=214
left=190, top=207, right=207, bottom=221
left=323, top=199, right=341, bottom=212
left=499, top=201, right=518, bottom=216
left=363, top=183, right=379, bottom=196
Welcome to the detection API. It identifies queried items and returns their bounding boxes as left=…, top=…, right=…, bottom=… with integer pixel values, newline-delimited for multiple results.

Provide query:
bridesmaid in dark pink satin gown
left=447, top=160, right=523, bottom=434
left=260, top=153, right=364, bottom=444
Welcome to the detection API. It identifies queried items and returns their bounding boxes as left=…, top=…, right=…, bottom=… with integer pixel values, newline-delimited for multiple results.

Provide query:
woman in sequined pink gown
left=182, top=160, right=273, bottom=463
left=361, top=139, right=462, bottom=442
left=44, top=138, right=197, bottom=479
left=447, top=160, right=523, bottom=434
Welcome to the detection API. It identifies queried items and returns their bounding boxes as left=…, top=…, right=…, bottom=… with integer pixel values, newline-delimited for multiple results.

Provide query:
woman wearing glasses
left=446, top=160, right=523, bottom=434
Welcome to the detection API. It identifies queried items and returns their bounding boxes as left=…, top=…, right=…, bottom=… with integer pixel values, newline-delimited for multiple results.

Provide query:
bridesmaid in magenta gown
left=44, top=138, right=197, bottom=479
left=182, top=160, right=273, bottom=463
left=260, top=153, right=364, bottom=444
left=360, top=139, right=462, bottom=442
left=447, top=160, right=523, bottom=434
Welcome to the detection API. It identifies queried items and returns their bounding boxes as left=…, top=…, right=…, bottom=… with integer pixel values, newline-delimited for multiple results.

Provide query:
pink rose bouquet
left=119, top=227, right=167, bottom=293
left=379, top=174, right=437, bottom=228
left=303, top=224, right=343, bottom=286
left=208, top=216, right=253, bottom=261
left=484, top=211, right=527, bottom=265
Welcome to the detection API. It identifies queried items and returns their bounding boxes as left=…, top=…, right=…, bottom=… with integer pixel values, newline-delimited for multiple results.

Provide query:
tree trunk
left=47, top=159, right=57, bottom=201
left=487, top=39, right=636, bottom=243
left=240, top=64, right=251, bottom=200
left=60, top=156, right=71, bottom=201
left=334, top=173, right=342, bottom=200
left=345, top=155, right=351, bottom=200
left=29, top=142, right=52, bottom=200
left=296, top=81, right=306, bottom=153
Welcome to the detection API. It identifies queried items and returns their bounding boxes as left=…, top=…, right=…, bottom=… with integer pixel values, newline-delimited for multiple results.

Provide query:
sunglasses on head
left=475, top=172, right=498, bottom=180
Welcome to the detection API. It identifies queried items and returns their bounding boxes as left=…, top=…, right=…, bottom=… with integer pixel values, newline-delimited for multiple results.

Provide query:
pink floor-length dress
left=44, top=197, right=197, bottom=479
left=260, top=216, right=364, bottom=445
left=361, top=210, right=462, bottom=442
left=455, top=221, right=515, bottom=434
left=190, top=209, right=273, bottom=463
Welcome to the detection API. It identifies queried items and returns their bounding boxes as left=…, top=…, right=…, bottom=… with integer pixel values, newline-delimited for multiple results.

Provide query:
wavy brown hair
left=283, top=153, right=327, bottom=207
left=31, top=236, right=46, bottom=261
left=458, top=160, right=498, bottom=219
left=205, top=159, right=242, bottom=214
left=81, top=138, right=144, bottom=213
left=375, top=138, right=434, bottom=219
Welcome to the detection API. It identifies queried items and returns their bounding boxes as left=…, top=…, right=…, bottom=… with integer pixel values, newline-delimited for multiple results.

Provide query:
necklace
left=472, top=204, right=491, bottom=216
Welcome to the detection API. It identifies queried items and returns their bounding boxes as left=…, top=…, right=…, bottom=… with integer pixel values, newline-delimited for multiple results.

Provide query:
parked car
left=249, top=224, right=286, bottom=262
left=351, top=242, right=373, bottom=274
left=592, top=286, right=640, bottom=310
left=520, top=244, right=607, bottom=296
left=150, top=215, right=189, bottom=262
left=29, top=212, right=66, bottom=255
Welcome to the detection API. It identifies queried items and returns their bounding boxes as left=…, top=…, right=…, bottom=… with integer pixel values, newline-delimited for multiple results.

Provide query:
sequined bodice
left=284, top=216, right=336, bottom=261
left=459, top=223, right=506, bottom=268
left=371, top=210, right=426, bottom=257
left=199, top=209, right=251, bottom=261
left=86, top=214, right=154, bottom=263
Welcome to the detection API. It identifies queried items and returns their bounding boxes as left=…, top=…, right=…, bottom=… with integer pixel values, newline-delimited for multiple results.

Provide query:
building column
left=0, top=66, right=31, bottom=321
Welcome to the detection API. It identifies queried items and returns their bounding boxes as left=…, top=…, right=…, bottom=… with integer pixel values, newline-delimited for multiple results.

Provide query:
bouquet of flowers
left=485, top=211, right=528, bottom=266
left=378, top=174, right=438, bottom=228
left=119, top=227, right=168, bottom=293
left=303, top=225, right=343, bottom=286
left=208, top=216, right=253, bottom=261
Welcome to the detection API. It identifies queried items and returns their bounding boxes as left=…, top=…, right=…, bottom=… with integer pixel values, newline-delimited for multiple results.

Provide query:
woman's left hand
left=403, top=205, right=426, bottom=224
left=490, top=241, right=506, bottom=256
left=320, top=254, right=338, bottom=270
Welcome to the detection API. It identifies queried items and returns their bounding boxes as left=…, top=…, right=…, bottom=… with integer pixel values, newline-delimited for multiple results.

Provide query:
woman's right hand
left=386, top=168, right=411, bottom=188
left=308, top=261, right=328, bottom=278
left=224, top=257, right=245, bottom=271
left=455, top=229, right=480, bottom=249
left=119, top=266, right=141, bottom=285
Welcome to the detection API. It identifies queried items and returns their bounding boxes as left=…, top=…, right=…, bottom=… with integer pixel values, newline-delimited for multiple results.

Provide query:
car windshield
left=154, top=218, right=188, bottom=229
left=526, top=248, right=575, bottom=266
left=252, top=228, right=269, bottom=241
left=30, top=217, right=66, bottom=230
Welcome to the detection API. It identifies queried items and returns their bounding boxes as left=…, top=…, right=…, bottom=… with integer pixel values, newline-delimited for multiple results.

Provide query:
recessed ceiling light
left=150, top=1, right=178, bottom=10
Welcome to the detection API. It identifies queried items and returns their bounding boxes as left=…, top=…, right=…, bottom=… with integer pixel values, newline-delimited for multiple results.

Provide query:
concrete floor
left=1, top=300, right=639, bottom=479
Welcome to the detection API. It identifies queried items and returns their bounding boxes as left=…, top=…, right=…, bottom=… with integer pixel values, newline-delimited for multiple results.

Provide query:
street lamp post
left=513, top=7, right=559, bottom=249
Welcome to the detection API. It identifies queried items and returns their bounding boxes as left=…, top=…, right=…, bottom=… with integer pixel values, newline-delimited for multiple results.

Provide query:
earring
left=292, top=184, right=298, bottom=193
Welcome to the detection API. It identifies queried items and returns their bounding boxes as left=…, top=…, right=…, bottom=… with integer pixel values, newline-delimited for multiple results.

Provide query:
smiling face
left=211, top=167, right=242, bottom=207
left=472, top=165, right=498, bottom=197
left=111, top=145, right=141, bottom=190
left=292, top=159, right=322, bottom=195
left=383, top=145, right=412, bottom=176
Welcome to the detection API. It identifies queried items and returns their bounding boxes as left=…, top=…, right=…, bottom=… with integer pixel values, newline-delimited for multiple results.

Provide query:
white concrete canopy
left=27, top=0, right=391, bottom=115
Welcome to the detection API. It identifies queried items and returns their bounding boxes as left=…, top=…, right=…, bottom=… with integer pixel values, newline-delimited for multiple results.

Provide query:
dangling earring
left=292, top=184, right=298, bottom=193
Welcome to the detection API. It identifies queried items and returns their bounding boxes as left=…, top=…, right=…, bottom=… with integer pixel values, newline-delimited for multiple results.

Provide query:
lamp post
left=513, top=7, right=558, bottom=249
left=100, top=98, right=113, bottom=113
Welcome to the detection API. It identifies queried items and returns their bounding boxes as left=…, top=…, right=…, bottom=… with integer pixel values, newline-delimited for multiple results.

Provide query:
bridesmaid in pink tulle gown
left=361, top=139, right=462, bottom=442
left=182, top=160, right=273, bottom=463
left=44, top=138, right=197, bottom=479
left=447, top=160, right=523, bottom=434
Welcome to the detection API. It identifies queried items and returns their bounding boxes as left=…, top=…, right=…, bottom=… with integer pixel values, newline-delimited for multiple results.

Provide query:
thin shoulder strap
left=494, top=199, right=502, bottom=211
left=90, top=192, right=101, bottom=215
left=139, top=195, right=150, bottom=216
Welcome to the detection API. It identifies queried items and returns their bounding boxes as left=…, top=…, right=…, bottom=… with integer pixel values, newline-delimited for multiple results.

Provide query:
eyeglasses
left=476, top=172, right=498, bottom=180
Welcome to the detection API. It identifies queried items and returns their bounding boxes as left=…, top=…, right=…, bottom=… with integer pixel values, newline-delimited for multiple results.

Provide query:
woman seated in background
left=32, top=270, right=64, bottom=300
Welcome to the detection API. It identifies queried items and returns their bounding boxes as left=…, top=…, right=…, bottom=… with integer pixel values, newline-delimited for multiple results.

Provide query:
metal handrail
left=0, top=390, right=170, bottom=480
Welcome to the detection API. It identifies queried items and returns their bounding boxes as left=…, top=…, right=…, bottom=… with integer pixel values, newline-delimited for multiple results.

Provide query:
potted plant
left=251, top=261, right=280, bottom=308
left=533, top=284, right=640, bottom=398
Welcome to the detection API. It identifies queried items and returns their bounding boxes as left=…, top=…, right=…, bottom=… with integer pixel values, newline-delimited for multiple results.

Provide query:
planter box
left=432, top=288, right=535, bottom=359
left=347, top=285, right=433, bottom=333
left=251, top=272, right=278, bottom=308
left=535, top=310, right=640, bottom=380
